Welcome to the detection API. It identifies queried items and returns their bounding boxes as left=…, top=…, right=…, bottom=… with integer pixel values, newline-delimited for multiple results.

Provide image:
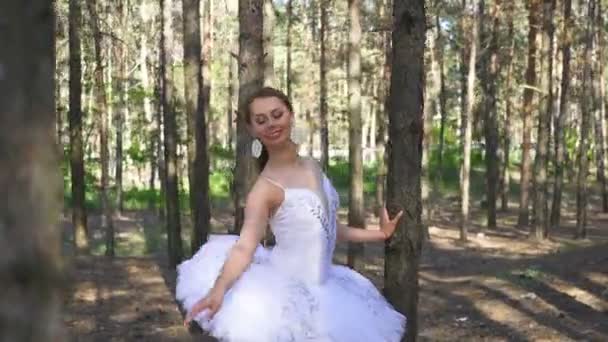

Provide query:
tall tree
left=550, top=0, right=572, bottom=229
left=183, top=0, right=211, bottom=254
left=576, top=0, right=595, bottom=239
left=459, top=0, right=478, bottom=241
left=518, top=0, right=542, bottom=227
left=86, top=0, right=115, bottom=256
left=234, top=0, right=264, bottom=233
left=0, top=1, right=64, bottom=339
left=286, top=0, right=293, bottom=100
left=161, top=0, right=183, bottom=267
left=69, top=0, right=89, bottom=253
left=481, top=0, right=501, bottom=228
left=532, top=0, right=555, bottom=239
left=384, top=0, right=425, bottom=341
left=347, top=0, right=365, bottom=270
left=263, top=0, right=275, bottom=86
left=114, top=0, right=128, bottom=214
left=593, top=0, right=607, bottom=212
left=202, top=0, right=212, bottom=149
left=499, top=0, right=515, bottom=211
left=376, top=0, right=391, bottom=212
left=435, top=14, right=447, bottom=173
left=319, top=0, right=329, bottom=171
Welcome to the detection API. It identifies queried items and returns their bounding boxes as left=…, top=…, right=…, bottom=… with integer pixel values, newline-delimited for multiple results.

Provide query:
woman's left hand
left=379, top=207, right=404, bottom=239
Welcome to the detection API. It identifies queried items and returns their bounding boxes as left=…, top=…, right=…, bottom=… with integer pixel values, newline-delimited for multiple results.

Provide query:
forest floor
left=63, top=197, right=608, bottom=341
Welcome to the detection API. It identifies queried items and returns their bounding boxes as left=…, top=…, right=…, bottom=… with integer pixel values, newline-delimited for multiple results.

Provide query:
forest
left=1, top=0, right=607, bottom=341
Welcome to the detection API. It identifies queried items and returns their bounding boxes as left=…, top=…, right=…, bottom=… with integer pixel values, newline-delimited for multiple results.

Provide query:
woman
left=176, top=87, right=406, bottom=341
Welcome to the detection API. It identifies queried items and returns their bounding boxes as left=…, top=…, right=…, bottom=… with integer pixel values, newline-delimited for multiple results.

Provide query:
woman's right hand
left=183, top=286, right=226, bottom=326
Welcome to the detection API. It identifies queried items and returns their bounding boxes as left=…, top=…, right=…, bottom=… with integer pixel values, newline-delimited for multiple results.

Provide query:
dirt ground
left=63, top=201, right=608, bottom=341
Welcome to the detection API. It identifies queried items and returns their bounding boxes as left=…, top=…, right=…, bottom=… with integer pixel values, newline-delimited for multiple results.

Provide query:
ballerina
left=176, top=87, right=406, bottom=341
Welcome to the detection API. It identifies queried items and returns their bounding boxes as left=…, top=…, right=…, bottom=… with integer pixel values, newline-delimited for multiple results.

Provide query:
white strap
left=261, top=176, right=286, bottom=191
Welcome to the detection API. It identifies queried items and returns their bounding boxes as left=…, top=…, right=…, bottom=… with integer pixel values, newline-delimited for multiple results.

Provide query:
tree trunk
left=0, top=3, right=65, bottom=339
left=500, top=0, right=515, bottom=212
left=518, top=0, right=541, bottom=228
left=263, top=0, right=275, bottom=87
left=460, top=0, right=478, bottom=241
left=459, top=0, right=469, bottom=144
left=285, top=0, right=294, bottom=101
left=114, top=0, right=128, bottom=215
left=202, top=0, right=212, bottom=148
left=376, top=0, right=391, bottom=215
left=69, top=0, right=89, bottom=253
left=531, top=0, right=555, bottom=239
left=422, top=16, right=438, bottom=227
left=86, top=0, right=114, bottom=257
left=481, top=0, right=500, bottom=229
left=234, top=0, right=264, bottom=233
left=183, top=0, right=210, bottom=255
left=227, top=49, right=235, bottom=151
left=161, top=0, right=183, bottom=267
left=436, top=15, right=447, bottom=173
left=319, top=0, right=329, bottom=172
left=576, top=0, right=594, bottom=239
left=155, top=71, right=166, bottom=220
left=384, top=1, right=425, bottom=341
left=550, top=0, right=572, bottom=229
left=347, top=0, right=365, bottom=270
left=594, top=0, right=607, bottom=212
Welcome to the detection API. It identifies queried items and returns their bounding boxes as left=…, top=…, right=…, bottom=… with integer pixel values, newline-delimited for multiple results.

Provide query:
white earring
left=290, top=121, right=306, bottom=145
left=251, top=138, right=263, bottom=158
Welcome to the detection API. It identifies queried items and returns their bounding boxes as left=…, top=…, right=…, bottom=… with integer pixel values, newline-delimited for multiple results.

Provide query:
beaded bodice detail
left=267, top=174, right=340, bottom=285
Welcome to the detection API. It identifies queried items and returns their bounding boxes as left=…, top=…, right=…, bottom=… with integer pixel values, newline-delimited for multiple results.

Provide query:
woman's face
left=248, top=96, right=293, bottom=149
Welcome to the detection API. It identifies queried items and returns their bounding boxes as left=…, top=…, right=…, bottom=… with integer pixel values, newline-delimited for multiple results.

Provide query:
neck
left=266, top=142, right=299, bottom=168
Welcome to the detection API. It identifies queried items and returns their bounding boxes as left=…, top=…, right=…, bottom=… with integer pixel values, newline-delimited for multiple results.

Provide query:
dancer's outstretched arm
left=336, top=207, right=403, bottom=243
left=184, top=180, right=274, bottom=325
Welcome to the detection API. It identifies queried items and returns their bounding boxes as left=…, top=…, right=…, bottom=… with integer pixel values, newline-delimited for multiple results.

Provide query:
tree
left=69, top=0, right=89, bottom=253
left=576, top=0, right=595, bottom=239
left=384, top=0, right=425, bottom=341
left=550, top=0, right=572, bottom=229
left=183, top=0, right=210, bottom=254
left=459, top=0, right=478, bottom=241
left=532, top=0, right=555, bottom=239
left=499, top=0, right=515, bottom=212
left=286, top=0, right=293, bottom=100
left=593, top=0, right=607, bottom=212
left=263, top=0, right=275, bottom=86
left=234, top=0, right=264, bottom=233
left=86, top=0, right=115, bottom=256
left=319, top=0, right=329, bottom=172
left=347, top=0, right=365, bottom=270
left=481, top=0, right=501, bottom=229
left=518, top=0, right=541, bottom=228
left=114, top=0, right=128, bottom=214
left=376, top=0, right=391, bottom=213
left=161, top=0, right=183, bottom=267
left=0, top=1, right=64, bottom=339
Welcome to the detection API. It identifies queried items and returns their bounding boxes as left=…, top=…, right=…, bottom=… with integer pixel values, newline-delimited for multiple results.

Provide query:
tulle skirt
left=176, top=235, right=406, bottom=342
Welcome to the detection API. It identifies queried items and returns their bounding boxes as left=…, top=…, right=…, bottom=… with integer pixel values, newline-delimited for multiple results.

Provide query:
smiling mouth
left=267, top=130, right=282, bottom=139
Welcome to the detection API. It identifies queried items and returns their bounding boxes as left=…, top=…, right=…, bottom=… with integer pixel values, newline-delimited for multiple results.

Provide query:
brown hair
left=244, top=87, right=293, bottom=171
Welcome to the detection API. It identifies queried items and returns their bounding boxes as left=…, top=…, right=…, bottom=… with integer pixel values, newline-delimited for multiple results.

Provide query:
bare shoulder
left=247, top=176, right=283, bottom=209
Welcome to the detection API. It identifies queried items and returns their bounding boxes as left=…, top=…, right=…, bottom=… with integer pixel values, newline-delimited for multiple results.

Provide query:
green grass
left=63, top=144, right=512, bottom=213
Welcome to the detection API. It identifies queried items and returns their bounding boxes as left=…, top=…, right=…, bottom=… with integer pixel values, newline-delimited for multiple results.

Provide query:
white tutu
left=176, top=235, right=406, bottom=342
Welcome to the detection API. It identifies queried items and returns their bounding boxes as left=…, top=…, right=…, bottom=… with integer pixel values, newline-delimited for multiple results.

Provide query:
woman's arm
left=211, top=183, right=271, bottom=293
left=184, top=181, right=275, bottom=324
left=336, top=207, right=403, bottom=243
left=337, top=224, right=387, bottom=242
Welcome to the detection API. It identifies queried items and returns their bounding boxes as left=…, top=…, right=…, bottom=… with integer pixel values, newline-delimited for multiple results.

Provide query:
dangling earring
left=251, top=138, right=263, bottom=158
left=290, top=120, right=304, bottom=145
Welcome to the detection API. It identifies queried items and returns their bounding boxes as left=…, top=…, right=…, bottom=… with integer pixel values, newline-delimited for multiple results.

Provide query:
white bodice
left=266, top=174, right=340, bottom=285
